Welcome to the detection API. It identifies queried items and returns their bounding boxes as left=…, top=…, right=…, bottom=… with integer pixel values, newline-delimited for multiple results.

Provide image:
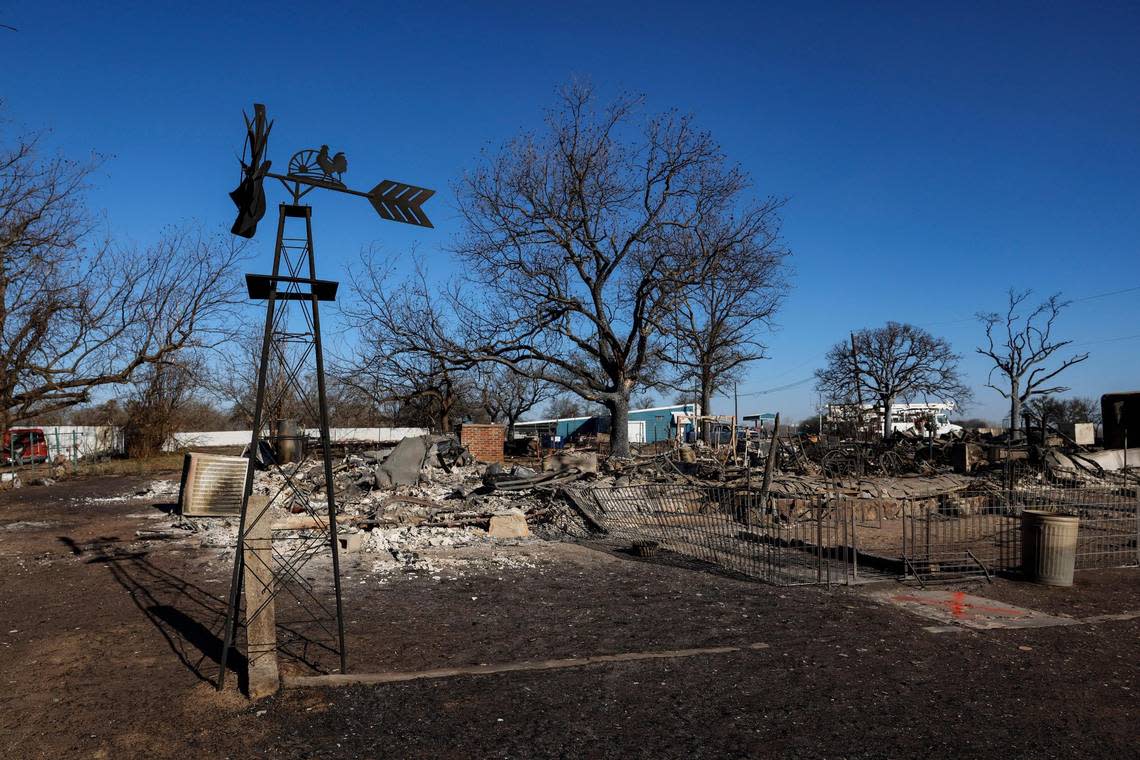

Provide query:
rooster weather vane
left=229, top=103, right=434, bottom=238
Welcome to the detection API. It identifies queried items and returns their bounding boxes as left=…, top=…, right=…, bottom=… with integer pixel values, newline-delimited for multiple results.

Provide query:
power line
left=719, top=284, right=1138, bottom=404
left=733, top=375, right=815, bottom=398
left=1071, top=285, right=1140, bottom=303
left=917, top=283, right=1140, bottom=329
left=1071, top=332, right=1140, bottom=348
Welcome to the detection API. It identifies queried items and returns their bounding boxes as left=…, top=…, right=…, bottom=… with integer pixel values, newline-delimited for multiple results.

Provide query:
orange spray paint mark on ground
left=891, top=593, right=1026, bottom=619
left=950, top=591, right=967, bottom=618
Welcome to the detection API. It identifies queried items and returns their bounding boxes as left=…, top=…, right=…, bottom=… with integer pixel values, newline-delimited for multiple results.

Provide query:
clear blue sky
left=4, top=1, right=1138, bottom=423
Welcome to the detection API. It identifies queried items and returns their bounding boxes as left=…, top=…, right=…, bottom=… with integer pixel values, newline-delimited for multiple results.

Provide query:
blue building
left=513, top=404, right=698, bottom=445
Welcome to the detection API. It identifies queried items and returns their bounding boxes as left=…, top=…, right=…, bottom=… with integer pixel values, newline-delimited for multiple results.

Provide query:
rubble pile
left=153, top=435, right=600, bottom=573
left=126, top=419, right=1135, bottom=575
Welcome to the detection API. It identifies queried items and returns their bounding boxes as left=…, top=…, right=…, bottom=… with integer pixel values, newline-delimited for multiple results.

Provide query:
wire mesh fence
left=586, top=466, right=1138, bottom=587
left=587, top=484, right=896, bottom=586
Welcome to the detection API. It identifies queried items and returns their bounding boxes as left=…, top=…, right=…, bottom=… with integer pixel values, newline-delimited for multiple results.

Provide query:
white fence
left=36, top=426, right=125, bottom=461
left=163, top=427, right=429, bottom=451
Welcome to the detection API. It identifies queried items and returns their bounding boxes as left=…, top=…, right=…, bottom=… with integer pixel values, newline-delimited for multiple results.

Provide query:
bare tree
left=545, top=396, right=586, bottom=420
left=205, top=330, right=262, bottom=428
left=629, top=390, right=656, bottom=409
left=474, top=363, right=555, bottom=439
left=207, top=328, right=317, bottom=431
left=977, top=290, right=1089, bottom=437
left=452, top=82, right=782, bottom=457
left=340, top=256, right=475, bottom=433
left=662, top=213, right=789, bottom=418
left=815, top=322, right=971, bottom=438
left=122, top=356, right=203, bottom=457
left=325, top=376, right=389, bottom=428
left=1024, top=395, right=1101, bottom=432
left=0, top=126, right=246, bottom=435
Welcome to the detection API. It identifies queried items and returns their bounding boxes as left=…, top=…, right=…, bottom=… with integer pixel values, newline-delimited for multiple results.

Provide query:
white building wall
left=163, top=427, right=429, bottom=451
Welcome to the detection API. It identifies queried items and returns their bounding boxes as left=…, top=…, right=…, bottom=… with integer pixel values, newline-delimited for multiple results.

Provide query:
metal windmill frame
left=217, top=103, right=433, bottom=691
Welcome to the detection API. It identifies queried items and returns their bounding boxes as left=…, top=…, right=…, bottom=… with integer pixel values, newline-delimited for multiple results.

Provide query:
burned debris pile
left=163, top=433, right=604, bottom=567
left=151, top=414, right=1139, bottom=586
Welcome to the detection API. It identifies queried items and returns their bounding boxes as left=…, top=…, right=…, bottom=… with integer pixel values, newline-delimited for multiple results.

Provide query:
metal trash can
left=1021, top=510, right=1079, bottom=586
left=275, top=418, right=304, bottom=464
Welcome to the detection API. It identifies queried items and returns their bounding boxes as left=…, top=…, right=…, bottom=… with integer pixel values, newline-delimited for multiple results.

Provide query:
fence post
left=817, top=500, right=824, bottom=586
left=925, top=499, right=932, bottom=567
left=901, top=501, right=907, bottom=578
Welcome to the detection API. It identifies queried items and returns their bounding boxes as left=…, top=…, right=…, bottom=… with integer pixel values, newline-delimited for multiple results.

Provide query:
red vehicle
left=2, top=428, right=50, bottom=465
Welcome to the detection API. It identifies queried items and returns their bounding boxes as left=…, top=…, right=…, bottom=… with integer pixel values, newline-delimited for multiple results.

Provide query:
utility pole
left=733, top=382, right=739, bottom=426
left=849, top=332, right=864, bottom=418
left=850, top=332, right=867, bottom=475
left=733, top=382, right=740, bottom=466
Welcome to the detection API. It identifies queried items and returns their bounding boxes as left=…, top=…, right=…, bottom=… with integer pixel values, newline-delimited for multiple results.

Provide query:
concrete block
left=488, top=511, right=529, bottom=539
left=373, top=435, right=431, bottom=487
left=337, top=532, right=365, bottom=553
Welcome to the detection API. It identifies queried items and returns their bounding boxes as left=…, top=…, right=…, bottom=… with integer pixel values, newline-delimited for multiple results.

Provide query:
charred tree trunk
left=882, top=397, right=893, bottom=439
left=1009, top=378, right=1022, bottom=438
left=700, top=374, right=713, bottom=442
left=606, top=395, right=631, bottom=458
left=438, top=390, right=456, bottom=433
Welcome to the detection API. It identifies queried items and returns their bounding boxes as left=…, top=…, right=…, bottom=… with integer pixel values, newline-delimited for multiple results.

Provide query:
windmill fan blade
left=230, top=103, right=272, bottom=238
left=230, top=162, right=270, bottom=238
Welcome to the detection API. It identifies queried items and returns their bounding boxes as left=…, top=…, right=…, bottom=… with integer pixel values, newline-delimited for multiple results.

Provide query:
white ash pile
left=81, top=479, right=181, bottom=505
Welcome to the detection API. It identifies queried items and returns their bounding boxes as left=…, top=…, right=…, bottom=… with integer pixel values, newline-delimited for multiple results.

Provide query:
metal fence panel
left=587, top=484, right=895, bottom=586
left=586, top=467, right=1138, bottom=587
left=901, top=470, right=1138, bottom=581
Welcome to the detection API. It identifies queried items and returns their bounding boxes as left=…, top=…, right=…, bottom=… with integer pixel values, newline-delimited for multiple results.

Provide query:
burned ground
left=0, top=474, right=1137, bottom=759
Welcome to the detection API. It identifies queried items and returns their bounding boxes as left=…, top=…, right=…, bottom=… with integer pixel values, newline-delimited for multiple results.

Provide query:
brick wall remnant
left=459, top=423, right=505, bottom=464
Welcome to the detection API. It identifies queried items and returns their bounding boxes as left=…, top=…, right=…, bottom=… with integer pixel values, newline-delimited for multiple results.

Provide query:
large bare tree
left=815, top=322, right=970, bottom=438
left=662, top=218, right=789, bottom=418
left=977, top=289, right=1089, bottom=438
left=0, top=127, right=245, bottom=433
left=451, top=83, right=783, bottom=457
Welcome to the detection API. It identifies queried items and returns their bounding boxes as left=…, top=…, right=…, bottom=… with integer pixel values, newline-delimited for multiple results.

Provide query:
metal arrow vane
left=229, top=103, right=434, bottom=237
